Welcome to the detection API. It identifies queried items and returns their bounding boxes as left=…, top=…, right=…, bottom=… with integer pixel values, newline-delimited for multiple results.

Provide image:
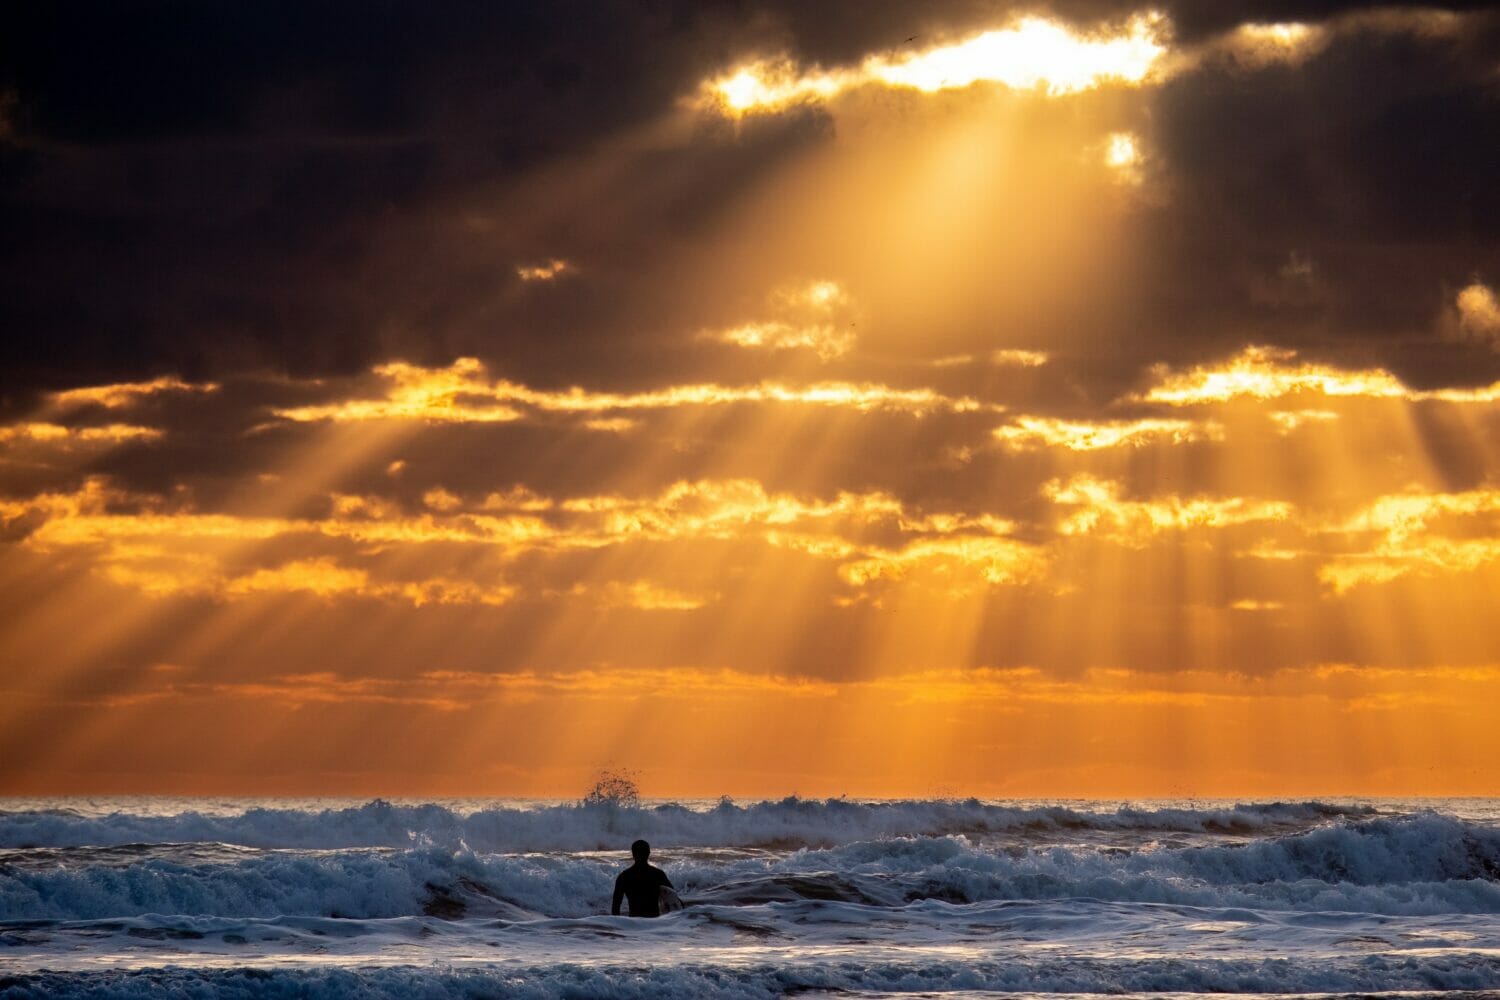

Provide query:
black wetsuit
left=611, top=861, right=672, bottom=917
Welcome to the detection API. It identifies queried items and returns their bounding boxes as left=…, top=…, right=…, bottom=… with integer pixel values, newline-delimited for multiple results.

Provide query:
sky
left=2, top=1, right=1499, bottom=798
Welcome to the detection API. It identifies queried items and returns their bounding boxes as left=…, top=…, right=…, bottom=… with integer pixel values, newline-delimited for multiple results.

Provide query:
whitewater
left=3, top=798, right=1500, bottom=998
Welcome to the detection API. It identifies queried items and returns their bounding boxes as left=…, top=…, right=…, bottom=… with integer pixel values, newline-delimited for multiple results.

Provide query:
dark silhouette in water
left=612, top=839, right=673, bottom=917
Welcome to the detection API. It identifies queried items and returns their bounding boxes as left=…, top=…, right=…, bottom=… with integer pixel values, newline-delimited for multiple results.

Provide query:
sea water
left=2, top=797, right=1500, bottom=998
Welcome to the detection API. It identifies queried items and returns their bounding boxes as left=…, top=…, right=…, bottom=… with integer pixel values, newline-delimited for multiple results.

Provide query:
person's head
left=631, top=839, right=650, bottom=862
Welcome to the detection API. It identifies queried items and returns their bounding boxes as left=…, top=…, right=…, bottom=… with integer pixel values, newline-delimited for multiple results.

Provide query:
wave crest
left=0, top=797, right=1373, bottom=852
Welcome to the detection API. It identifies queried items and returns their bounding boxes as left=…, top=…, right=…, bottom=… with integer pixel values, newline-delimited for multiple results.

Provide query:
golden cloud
left=516, top=258, right=573, bottom=282
left=991, top=349, right=1050, bottom=367
left=78, top=663, right=1500, bottom=719
left=225, top=559, right=515, bottom=606
left=593, top=580, right=717, bottom=611
left=5, top=476, right=1046, bottom=604
left=706, top=280, right=858, bottom=361
left=993, top=415, right=1221, bottom=451
left=1044, top=474, right=1291, bottom=542
left=273, top=358, right=986, bottom=424
left=838, top=534, right=1046, bottom=589
left=1139, top=346, right=1500, bottom=406
left=1266, top=409, right=1338, bottom=433
left=50, top=375, right=219, bottom=410
left=0, top=422, right=162, bottom=446
left=1318, top=487, right=1500, bottom=592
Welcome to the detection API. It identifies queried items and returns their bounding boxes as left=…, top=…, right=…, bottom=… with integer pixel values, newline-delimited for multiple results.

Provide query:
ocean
left=2, top=797, right=1500, bottom=998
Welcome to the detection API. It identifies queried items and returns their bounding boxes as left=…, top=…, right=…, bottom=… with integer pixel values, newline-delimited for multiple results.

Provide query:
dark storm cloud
left=1109, top=8, right=1500, bottom=389
left=0, top=0, right=808, bottom=398
left=3, top=0, right=1499, bottom=405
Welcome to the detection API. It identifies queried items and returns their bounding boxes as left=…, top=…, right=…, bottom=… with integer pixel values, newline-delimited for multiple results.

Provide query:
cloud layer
left=2, top=1, right=1499, bottom=794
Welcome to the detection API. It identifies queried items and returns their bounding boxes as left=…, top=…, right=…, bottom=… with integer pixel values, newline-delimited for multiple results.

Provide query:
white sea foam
left=0, top=797, right=1375, bottom=852
left=3, top=813, right=1499, bottom=922
left=3, top=799, right=1498, bottom=996
left=7, top=953, right=1500, bottom=999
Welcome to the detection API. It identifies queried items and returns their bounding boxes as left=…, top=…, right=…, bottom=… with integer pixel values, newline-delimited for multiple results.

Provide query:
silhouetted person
left=612, top=839, right=673, bottom=917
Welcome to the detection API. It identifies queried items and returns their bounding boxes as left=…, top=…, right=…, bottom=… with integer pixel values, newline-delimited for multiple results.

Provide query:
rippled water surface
left=2, top=797, right=1499, bottom=998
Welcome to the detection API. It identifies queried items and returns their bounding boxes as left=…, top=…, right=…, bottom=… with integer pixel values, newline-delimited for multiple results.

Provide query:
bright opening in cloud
left=1104, top=131, right=1145, bottom=183
left=702, top=13, right=1168, bottom=116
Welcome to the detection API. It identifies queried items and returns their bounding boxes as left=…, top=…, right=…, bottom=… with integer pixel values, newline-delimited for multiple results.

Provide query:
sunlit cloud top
left=50, top=375, right=219, bottom=410
left=991, top=349, right=1050, bottom=368
left=705, top=279, right=858, bottom=360
left=272, top=357, right=987, bottom=424
left=1216, top=22, right=1327, bottom=66
left=1140, top=346, right=1500, bottom=406
left=993, top=415, right=1220, bottom=452
left=702, top=13, right=1168, bottom=116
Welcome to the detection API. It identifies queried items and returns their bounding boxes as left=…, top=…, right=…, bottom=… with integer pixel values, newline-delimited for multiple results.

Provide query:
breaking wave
left=4, top=812, right=1499, bottom=922
left=0, top=797, right=1374, bottom=852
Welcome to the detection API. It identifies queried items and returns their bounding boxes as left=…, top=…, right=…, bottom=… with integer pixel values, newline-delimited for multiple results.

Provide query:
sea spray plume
left=579, top=769, right=645, bottom=838
left=580, top=769, right=642, bottom=809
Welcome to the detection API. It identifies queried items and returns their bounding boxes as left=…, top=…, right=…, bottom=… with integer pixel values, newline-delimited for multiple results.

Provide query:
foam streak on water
left=1, top=797, right=1498, bottom=999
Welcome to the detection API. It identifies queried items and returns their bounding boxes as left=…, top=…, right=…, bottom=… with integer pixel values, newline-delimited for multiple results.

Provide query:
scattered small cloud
left=423, top=487, right=463, bottom=512
left=597, top=580, right=717, bottom=611
left=1267, top=409, right=1337, bottom=433
left=993, top=415, right=1221, bottom=451
left=991, top=349, right=1049, bottom=367
left=1044, top=475, right=1291, bottom=544
left=516, top=258, right=573, bottom=282
left=1213, top=22, right=1327, bottom=67
left=1279, top=252, right=1315, bottom=283
left=1230, top=599, right=1284, bottom=611
left=1455, top=282, right=1500, bottom=347
left=583, top=417, right=639, bottom=433
left=706, top=280, right=857, bottom=360
left=50, top=376, right=219, bottom=410
left=0, top=422, right=162, bottom=447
